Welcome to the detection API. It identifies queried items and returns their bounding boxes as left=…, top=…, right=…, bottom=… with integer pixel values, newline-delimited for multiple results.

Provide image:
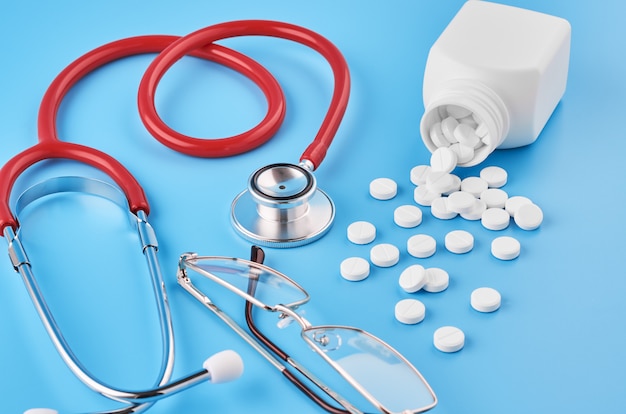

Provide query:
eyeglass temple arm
left=245, top=246, right=350, bottom=414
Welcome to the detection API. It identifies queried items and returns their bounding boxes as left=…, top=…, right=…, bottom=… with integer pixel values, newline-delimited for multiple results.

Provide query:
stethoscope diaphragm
left=230, top=163, right=334, bottom=248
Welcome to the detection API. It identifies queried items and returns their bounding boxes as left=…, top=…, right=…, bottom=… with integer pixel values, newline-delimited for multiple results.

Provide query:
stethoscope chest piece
left=231, top=163, right=334, bottom=248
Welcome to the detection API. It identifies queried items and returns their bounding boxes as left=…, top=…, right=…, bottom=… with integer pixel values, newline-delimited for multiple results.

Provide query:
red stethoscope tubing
left=38, top=34, right=287, bottom=146
left=138, top=20, right=350, bottom=166
left=1, top=34, right=285, bottom=232
left=0, top=21, right=350, bottom=233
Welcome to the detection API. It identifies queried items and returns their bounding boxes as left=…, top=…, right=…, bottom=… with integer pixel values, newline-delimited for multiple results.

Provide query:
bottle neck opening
left=420, top=79, right=510, bottom=167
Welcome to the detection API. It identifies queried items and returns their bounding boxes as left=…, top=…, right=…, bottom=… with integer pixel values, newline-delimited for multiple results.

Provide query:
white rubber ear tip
left=203, top=350, right=244, bottom=384
left=24, top=409, right=59, bottom=414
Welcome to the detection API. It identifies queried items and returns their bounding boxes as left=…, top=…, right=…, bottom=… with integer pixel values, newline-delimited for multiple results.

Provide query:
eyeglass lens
left=302, top=326, right=437, bottom=413
left=190, top=257, right=308, bottom=308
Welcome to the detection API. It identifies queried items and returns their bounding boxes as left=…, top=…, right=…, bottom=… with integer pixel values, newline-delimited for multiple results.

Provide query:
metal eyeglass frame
left=176, top=246, right=438, bottom=414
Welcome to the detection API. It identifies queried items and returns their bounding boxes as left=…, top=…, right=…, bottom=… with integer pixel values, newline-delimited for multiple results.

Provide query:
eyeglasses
left=176, top=246, right=437, bottom=414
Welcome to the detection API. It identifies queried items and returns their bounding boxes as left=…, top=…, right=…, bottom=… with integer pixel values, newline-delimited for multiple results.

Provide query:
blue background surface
left=1, top=1, right=625, bottom=413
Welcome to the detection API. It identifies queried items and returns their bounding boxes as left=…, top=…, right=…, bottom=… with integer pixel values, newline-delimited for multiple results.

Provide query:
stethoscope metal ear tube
left=4, top=177, right=243, bottom=409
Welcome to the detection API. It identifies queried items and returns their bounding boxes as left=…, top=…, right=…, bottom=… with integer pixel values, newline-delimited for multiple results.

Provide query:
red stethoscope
left=1, top=20, right=349, bottom=413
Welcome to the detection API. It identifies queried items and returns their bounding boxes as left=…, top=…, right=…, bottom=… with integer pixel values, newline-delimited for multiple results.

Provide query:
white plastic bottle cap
left=430, top=146, right=458, bottom=173
left=431, top=197, right=458, bottom=220
left=347, top=221, right=376, bottom=245
left=395, top=299, right=426, bottom=324
left=514, top=203, right=543, bottom=230
left=505, top=195, right=533, bottom=217
left=370, top=243, right=400, bottom=267
left=203, top=350, right=244, bottom=384
left=481, top=207, right=510, bottom=231
left=480, top=188, right=508, bottom=208
left=414, top=185, right=440, bottom=206
left=423, top=267, right=449, bottom=293
left=433, top=326, right=465, bottom=353
left=407, top=234, right=437, bottom=258
left=446, top=191, right=476, bottom=214
left=394, top=205, right=423, bottom=228
left=370, top=178, right=397, bottom=200
left=480, top=166, right=508, bottom=188
left=340, top=257, right=370, bottom=281
left=491, top=236, right=521, bottom=260
left=444, top=230, right=474, bottom=254
left=471, top=287, right=502, bottom=312
left=399, top=264, right=427, bottom=293
left=410, top=165, right=431, bottom=186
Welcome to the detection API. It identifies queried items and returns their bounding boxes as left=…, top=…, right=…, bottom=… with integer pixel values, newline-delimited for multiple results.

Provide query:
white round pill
left=414, top=186, right=440, bottom=207
left=505, top=196, right=532, bottom=217
left=370, top=178, right=397, bottom=200
left=481, top=207, right=510, bottom=231
left=442, top=174, right=461, bottom=195
left=475, top=122, right=488, bottom=138
left=491, top=236, right=521, bottom=260
left=347, top=221, right=376, bottom=245
left=429, top=122, right=451, bottom=148
left=444, top=230, right=474, bottom=254
left=449, top=142, right=474, bottom=164
left=24, top=410, right=59, bottom=414
left=395, top=299, right=426, bottom=325
left=480, top=188, right=508, bottom=208
left=441, top=116, right=460, bottom=142
left=446, top=191, right=476, bottom=214
left=460, top=176, right=489, bottom=197
left=398, top=264, right=427, bottom=293
left=434, top=326, right=465, bottom=352
left=394, top=205, right=423, bottom=228
left=480, top=166, right=508, bottom=188
left=340, top=257, right=370, bottom=282
left=514, top=203, right=543, bottom=230
left=430, top=197, right=458, bottom=220
left=370, top=243, right=400, bottom=267
left=460, top=199, right=486, bottom=221
left=430, top=146, right=458, bottom=173
left=454, top=123, right=481, bottom=148
left=423, top=267, right=449, bottom=293
left=410, top=165, right=431, bottom=186
left=407, top=234, right=437, bottom=258
left=471, top=287, right=501, bottom=312
left=427, top=171, right=460, bottom=195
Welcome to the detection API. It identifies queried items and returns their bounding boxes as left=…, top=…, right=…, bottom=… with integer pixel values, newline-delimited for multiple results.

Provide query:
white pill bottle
left=420, top=1, right=571, bottom=166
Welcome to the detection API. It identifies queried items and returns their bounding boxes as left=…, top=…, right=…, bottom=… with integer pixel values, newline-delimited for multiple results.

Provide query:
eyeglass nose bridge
left=275, top=303, right=312, bottom=330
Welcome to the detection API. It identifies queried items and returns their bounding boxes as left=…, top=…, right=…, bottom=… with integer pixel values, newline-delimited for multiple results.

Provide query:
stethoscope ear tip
left=203, top=349, right=244, bottom=384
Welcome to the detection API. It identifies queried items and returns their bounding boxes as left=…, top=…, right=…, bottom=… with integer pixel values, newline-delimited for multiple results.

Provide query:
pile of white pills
left=411, top=162, right=544, bottom=237
left=342, top=152, right=543, bottom=352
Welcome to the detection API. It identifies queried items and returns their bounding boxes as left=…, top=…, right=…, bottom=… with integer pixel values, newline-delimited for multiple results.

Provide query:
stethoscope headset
left=1, top=20, right=349, bottom=413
